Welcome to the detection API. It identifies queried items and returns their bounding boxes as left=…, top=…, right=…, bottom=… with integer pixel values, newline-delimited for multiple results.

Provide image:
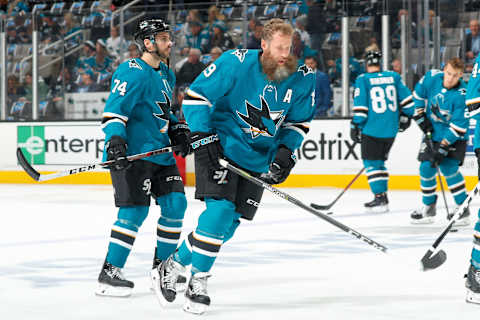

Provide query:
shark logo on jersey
left=128, top=59, right=142, bottom=70
left=231, top=49, right=248, bottom=63
left=153, top=91, right=171, bottom=133
left=429, top=93, right=451, bottom=123
left=298, top=64, right=314, bottom=76
left=236, top=95, right=284, bottom=139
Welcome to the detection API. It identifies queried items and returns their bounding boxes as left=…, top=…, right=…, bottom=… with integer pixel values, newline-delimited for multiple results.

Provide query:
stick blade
left=16, top=147, right=40, bottom=181
left=421, top=249, right=447, bottom=271
left=310, top=203, right=331, bottom=210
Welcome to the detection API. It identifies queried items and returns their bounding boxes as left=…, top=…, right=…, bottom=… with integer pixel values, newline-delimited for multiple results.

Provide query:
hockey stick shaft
left=17, top=145, right=178, bottom=182
left=420, top=180, right=480, bottom=269
left=425, top=133, right=450, bottom=217
left=219, top=159, right=387, bottom=253
left=311, top=167, right=365, bottom=210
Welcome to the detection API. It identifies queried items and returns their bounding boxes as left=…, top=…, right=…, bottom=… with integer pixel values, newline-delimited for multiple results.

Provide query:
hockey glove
left=475, top=148, right=480, bottom=179
left=190, top=132, right=228, bottom=185
left=261, top=145, right=297, bottom=185
left=106, top=135, right=131, bottom=171
left=398, top=113, right=411, bottom=132
left=168, top=121, right=191, bottom=158
left=430, top=143, right=449, bottom=167
left=467, top=102, right=480, bottom=117
left=350, top=122, right=362, bottom=144
left=413, top=112, right=433, bottom=134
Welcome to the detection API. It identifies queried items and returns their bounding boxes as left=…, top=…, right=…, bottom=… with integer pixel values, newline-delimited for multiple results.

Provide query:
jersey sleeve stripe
left=450, top=123, right=467, bottom=134
left=186, top=89, right=213, bottom=107
left=413, top=91, right=426, bottom=101
left=466, top=97, right=480, bottom=105
left=352, top=106, right=368, bottom=111
left=354, top=113, right=368, bottom=118
left=400, top=95, right=413, bottom=106
left=182, top=100, right=211, bottom=106
left=281, top=122, right=310, bottom=136
left=103, top=112, right=128, bottom=122
left=101, top=118, right=126, bottom=129
left=402, top=102, right=415, bottom=109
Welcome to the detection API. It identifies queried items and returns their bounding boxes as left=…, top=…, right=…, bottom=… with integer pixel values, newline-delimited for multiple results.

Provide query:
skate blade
left=410, top=217, right=435, bottom=225
left=95, top=283, right=132, bottom=297
left=466, top=288, right=480, bottom=304
left=183, top=299, right=209, bottom=315
left=150, top=269, right=175, bottom=307
left=365, top=205, right=389, bottom=213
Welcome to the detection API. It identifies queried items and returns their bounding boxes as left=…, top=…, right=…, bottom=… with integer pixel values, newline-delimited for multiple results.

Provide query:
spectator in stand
left=391, top=9, right=417, bottom=49
left=295, top=15, right=311, bottom=47
left=75, top=70, right=102, bottom=93
left=75, top=40, right=96, bottom=73
left=0, top=0, right=7, bottom=14
left=7, top=74, right=26, bottom=108
left=107, top=25, right=127, bottom=64
left=23, top=71, right=49, bottom=103
left=6, top=21, right=20, bottom=43
left=39, top=14, right=61, bottom=46
left=172, top=84, right=188, bottom=120
left=247, top=18, right=261, bottom=39
left=306, top=0, right=327, bottom=51
left=210, top=46, right=222, bottom=63
left=392, top=58, right=402, bottom=74
left=206, top=5, right=225, bottom=34
left=122, top=42, right=141, bottom=62
left=365, top=37, right=380, bottom=53
left=8, top=0, right=29, bottom=16
left=176, top=48, right=206, bottom=87
left=83, top=39, right=113, bottom=89
left=305, top=56, right=332, bottom=117
left=247, top=21, right=263, bottom=49
left=292, top=31, right=318, bottom=66
left=210, top=21, right=235, bottom=53
left=62, top=12, right=82, bottom=49
left=466, top=19, right=480, bottom=69
left=183, top=20, right=210, bottom=55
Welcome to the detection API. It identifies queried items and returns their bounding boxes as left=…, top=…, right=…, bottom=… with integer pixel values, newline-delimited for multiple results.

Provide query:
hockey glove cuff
left=467, top=102, right=480, bottom=118
left=261, top=145, right=297, bottom=185
left=168, top=121, right=191, bottom=157
left=398, top=113, right=411, bottom=132
left=106, top=135, right=130, bottom=171
left=350, top=122, right=362, bottom=143
left=413, top=112, right=433, bottom=134
left=190, top=132, right=228, bottom=184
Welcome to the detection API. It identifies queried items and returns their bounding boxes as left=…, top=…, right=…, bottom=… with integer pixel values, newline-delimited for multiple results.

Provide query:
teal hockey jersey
left=413, top=69, right=468, bottom=144
left=352, top=71, right=413, bottom=138
left=182, top=49, right=316, bottom=173
left=466, top=55, right=480, bottom=149
left=101, top=57, right=178, bottom=165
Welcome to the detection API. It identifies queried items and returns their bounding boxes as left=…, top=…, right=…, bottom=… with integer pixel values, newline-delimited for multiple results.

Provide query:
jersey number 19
left=370, top=85, right=397, bottom=113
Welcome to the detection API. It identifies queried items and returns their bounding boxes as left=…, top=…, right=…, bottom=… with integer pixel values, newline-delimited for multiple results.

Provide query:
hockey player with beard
left=153, top=18, right=316, bottom=314
left=95, top=19, right=191, bottom=298
left=410, top=57, right=470, bottom=225
left=350, top=51, right=413, bottom=213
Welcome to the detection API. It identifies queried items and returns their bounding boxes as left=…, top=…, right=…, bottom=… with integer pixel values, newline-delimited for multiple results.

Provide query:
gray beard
left=273, top=66, right=290, bottom=82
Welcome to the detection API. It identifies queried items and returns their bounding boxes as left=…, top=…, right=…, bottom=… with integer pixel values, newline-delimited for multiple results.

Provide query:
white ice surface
left=1, top=184, right=479, bottom=319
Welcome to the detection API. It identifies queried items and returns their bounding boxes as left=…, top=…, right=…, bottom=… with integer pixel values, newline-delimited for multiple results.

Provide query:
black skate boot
left=96, top=260, right=134, bottom=297
left=151, top=247, right=187, bottom=293
left=466, top=264, right=480, bottom=304
left=150, top=254, right=186, bottom=306
left=411, top=196, right=437, bottom=224
left=183, top=272, right=211, bottom=315
left=364, top=192, right=389, bottom=213
left=448, top=207, right=471, bottom=227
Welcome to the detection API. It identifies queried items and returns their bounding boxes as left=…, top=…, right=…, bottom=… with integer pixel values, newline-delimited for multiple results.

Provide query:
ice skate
left=183, top=272, right=211, bottom=315
left=466, top=264, right=480, bottom=304
left=151, top=255, right=186, bottom=306
left=411, top=199, right=437, bottom=224
left=96, top=261, right=134, bottom=297
left=364, top=193, right=389, bottom=213
left=448, top=207, right=471, bottom=227
left=151, top=250, right=187, bottom=293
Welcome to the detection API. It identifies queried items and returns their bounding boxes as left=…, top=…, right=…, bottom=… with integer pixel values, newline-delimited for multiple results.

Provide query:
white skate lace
left=190, top=273, right=210, bottom=296
left=107, top=266, right=126, bottom=280
left=162, top=259, right=181, bottom=291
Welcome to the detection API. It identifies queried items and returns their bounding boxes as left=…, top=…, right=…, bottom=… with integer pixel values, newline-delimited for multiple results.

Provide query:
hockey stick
left=310, top=167, right=365, bottom=210
left=219, top=159, right=388, bottom=253
left=425, top=132, right=450, bottom=218
left=16, top=145, right=178, bottom=182
left=420, top=180, right=480, bottom=271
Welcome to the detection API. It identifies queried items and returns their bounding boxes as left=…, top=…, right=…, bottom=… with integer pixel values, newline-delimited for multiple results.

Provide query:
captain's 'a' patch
left=129, top=59, right=142, bottom=70
left=298, top=64, right=314, bottom=76
left=231, top=49, right=248, bottom=63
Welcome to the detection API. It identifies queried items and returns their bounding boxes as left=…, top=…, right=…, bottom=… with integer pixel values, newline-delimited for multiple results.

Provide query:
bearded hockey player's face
left=443, top=63, right=463, bottom=89
left=262, top=32, right=292, bottom=66
left=153, top=32, right=173, bottom=59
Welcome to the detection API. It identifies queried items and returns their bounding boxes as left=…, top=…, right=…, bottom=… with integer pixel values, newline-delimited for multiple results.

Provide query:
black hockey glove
left=168, top=121, right=191, bottom=158
left=430, top=143, right=449, bottom=167
left=190, top=132, right=228, bottom=185
left=475, top=148, right=480, bottom=179
left=106, top=135, right=130, bottom=171
left=413, top=112, right=433, bottom=134
left=398, top=113, right=411, bottom=132
left=261, top=145, right=297, bottom=185
left=350, top=122, right=362, bottom=144
left=467, top=102, right=480, bottom=117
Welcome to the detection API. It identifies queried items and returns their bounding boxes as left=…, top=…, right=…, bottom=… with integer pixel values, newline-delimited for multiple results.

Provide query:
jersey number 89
left=370, top=85, right=397, bottom=113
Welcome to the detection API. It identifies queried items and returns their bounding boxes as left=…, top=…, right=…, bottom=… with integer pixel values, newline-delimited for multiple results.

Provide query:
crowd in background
left=3, top=0, right=480, bottom=121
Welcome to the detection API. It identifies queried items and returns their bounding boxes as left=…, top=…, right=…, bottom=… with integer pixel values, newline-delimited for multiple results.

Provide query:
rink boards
left=0, top=119, right=478, bottom=189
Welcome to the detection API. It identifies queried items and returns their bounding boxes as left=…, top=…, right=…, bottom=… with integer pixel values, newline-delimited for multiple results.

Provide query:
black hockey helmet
left=134, top=18, right=170, bottom=47
left=365, top=50, right=382, bottom=66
